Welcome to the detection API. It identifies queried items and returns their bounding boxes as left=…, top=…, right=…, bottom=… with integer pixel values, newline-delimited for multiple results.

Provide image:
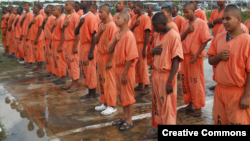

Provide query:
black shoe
left=55, top=79, right=66, bottom=85
left=53, top=79, right=59, bottom=83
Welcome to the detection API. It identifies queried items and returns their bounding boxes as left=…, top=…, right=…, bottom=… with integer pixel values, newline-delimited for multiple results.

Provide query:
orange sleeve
left=125, top=35, right=138, bottom=63
left=180, top=23, right=185, bottom=35
left=200, top=21, right=211, bottom=43
left=108, top=24, right=118, bottom=43
left=244, top=39, right=250, bottom=72
left=144, top=16, right=151, bottom=31
left=207, top=37, right=217, bottom=57
left=88, top=15, right=97, bottom=35
left=171, top=35, right=184, bottom=62
left=208, top=10, right=215, bottom=23
left=38, top=16, right=43, bottom=27
left=74, top=15, right=80, bottom=28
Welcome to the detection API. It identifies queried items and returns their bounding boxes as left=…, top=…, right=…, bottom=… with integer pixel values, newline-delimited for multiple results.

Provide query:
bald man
left=208, top=5, right=250, bottom=125
left=189, top=1, right=208, bottom=23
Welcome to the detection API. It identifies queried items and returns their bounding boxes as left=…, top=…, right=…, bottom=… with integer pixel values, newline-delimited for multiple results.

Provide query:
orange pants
left=17, top=38, right=24, bottom=59
left=32, top=40, right=44, bottom=63
left=180, top=55, right=205, bottom=109
left=213, top=84, right=250, bottom=125
left=65, top=40, right=80, bottom=80
left=135, top=43, right=150, bottom=85
left=2, top=28, right=8, bottom=51
left=151, top=71, right=177, bottom=127
left=8, top=31, right=14, bottom=53
left=98, top=54, right=117, bottom=106
left=25, top=40, right=35, bottom=63
left=80, top=43, right=97, bottom=89
left=45, top=40, right=52, bottom=72
left=52, top=40, right=67, bottom=77
left=116, top=65, right=136, bottom=106
left=14, top=38, right=19, bottom=58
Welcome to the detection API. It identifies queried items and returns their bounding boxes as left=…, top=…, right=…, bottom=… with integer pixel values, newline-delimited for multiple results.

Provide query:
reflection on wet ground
left=0, top=41, right=216, bottom=141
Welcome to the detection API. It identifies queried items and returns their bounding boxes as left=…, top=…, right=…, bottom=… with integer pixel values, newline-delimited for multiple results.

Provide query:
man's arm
left=121, top=60, right=132, bottom=85
left=95, top=25, right=105, bottom=44
left=74, top=18, right=85, bottom=35
left=190, top=41, right=209, bottom=64
left=180, top=25, right=194, bottom=41
left=109, top=34, right=120, bottom=54
left=130, top=20, right=140, bottom=32
left=72, top=34, right=80, bottom=54
left=208, top=18, right=222, bottom=28
left=143, top=29, right=150, bottom=58
left=20, top=15, right=26, bottom=26
left=34, top=26, right=43, bottom=44
left=166, top=56, right=180, bottom=94
left=88, top=32, right=96, bottom=60
left=208, top=50, right=230, bottom=66
left=14, top=18, right=19, bottom=27
left=240, top=73, right=250, bottom=109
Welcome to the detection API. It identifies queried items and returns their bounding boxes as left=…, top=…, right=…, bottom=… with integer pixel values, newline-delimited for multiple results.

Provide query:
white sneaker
left=101, top=107, right=117, bottom=115
left=19, top=61, right=25, bottom=64
left=95, top=104, right=107, bottom=111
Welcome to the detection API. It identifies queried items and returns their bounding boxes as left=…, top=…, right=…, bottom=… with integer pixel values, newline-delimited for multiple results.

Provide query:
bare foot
left=178, top=102, right=195, bottom=112
left=140, top=85, right=150, bottom=95
left=193, top=109, right=202, bottom=117
left=134, top=84, right=143, bottom=91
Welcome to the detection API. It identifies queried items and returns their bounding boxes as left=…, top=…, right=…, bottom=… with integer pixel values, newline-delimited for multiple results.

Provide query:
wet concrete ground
left=0, top=39, right=216, bottom=141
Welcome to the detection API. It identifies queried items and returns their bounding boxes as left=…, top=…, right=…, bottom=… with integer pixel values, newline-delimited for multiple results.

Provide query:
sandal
left=112, top=118, right=125, bottom=126
left=44, top=74, right=51, bottom=77
left=193, top=111, right=202, bottom=117
left=79, top=95, right=89, bottom=100
left=35, top=69, right=43, bottom=73
left=178, top=107, right=195, bottom=112
left=140, top=90, right=150, bottom=95
left=134, top=87, right=143, bottom=91
left=119, top=122, right=134, bottom=131
left=55, top=79, right=66, bottom=85
left=67, top=88, right=78, bottom=93
left=61, top=86, right=71, bottom=90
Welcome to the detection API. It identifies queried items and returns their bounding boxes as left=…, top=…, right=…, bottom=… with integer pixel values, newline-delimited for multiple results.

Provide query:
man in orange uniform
left=75, top=2, right=84, bottom=17
left=208, top=6, right=250, bottom=125
left=20, top=2, right=34, bottom=68
left=90, top=4, right=101, bottom=24
left=179, top=3, right=211, bottom=117
left=146, top=4, right=154, bottom=69
left=145, top=12, right=184, bottom=139
left=43, top=5, right=56, bottom=79
left=94, top=5, right=118, bottom=115
left=26, top=5, right=45, bottom=72
left=51, top=5, right=67, bottom=85
left=128, top=1, right=136, bottom=18
left=130, top=1, right=151, bottom=95
left=160, top=6, right=179, bottom=33
left=1, top=7, right=9, bottom=56
left=113, top=1, right=129, bottom=23
left=217, top=22, right=249, bottom=34
left=14, top=7, right=25, bottom=63
left=189, top=1, right=208, bottom=23
left=109, top=12, right=138, bottom=131
left=59, top=1, right=80, bottom=93
left=76, top=1, right=98, bottom=101
left=7, top=6, right=15, bottom=58
left=171, top=5, right=185, bottom=33
left=11, top=7, right=19, bottom=60
left=39, top=3, right=46, bottom=18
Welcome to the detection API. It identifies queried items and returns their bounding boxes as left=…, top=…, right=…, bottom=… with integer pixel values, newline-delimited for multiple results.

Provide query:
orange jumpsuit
left=111, top=30, right=138, bottom=106
left=8, top=13, right=15, bottom=53
left=180, top=19, right=211, bottom=109
left=209, top=9, right=224, bottom=37
left=44, top=15, right=56, bottom=73
left=40, top=9, right=46, bottom=18
left=52, top=15, right=66, bottom=78
left=62, top=12, right=80, bottom=80
left=15, top=14, right=24, bottom=59
left=151, top=29, right=184, bottom=127
left=185, top=9, right=208, bottom=23
left=77, top=10, right=84, bottom=17
left=217, top=23, right=249, bottom=35
left=147, top=14, right=154, bottom=66
left=28, top=14, right=45, bottom=63
left=12, top=14, right=19, bottom=58
left=130, top=14, right=151, bottom=85
left=168, top=21, right=179, bottom=33
left=97, top=21, right=118, bottom=106
left=79, top=12, right=97, bottom=89
left=207, top=32, right=250, bottom=125
left=244, top=19, right=250, bottom=34
left=172, top=15, right=185, bottom=33
left=22, top=11, right=34, bottom=63
left=1, top=13, right=9, bottom=51
left=128, top=9, right=136, bottom=18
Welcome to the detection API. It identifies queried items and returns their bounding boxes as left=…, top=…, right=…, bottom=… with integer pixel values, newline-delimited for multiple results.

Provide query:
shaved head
left=100, top=4, right=110, bottom=12
left=184, top=3, right=195, bottom=11
left=152, top=12, right=167, bottom=24
left=224, top=5, right=242, bottom=18
left=67, top=1, right=75, bottom=7
left=90, top=4, right=97, bottom=10
left=134, top=1, right=143, bottom=8
left=46, top=5, right=54, bottom=10
left=161, top=6, right=171, bottom=13
left=55, top=5, right=62, bottom=12
left=147, top=4, right=154, bottom=9
left=119, top=12, right=130, bottom=23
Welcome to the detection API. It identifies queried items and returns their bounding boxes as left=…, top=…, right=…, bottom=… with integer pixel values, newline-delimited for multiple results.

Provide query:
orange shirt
left=195, top=9, right=208, bottom=23
left=97, top=21, right=118, bottom=55
left=77, top=10, right=84, bottom=17
left=52, top=15, right=64, bottom=41
left=1, top=13, right=9, bottom=29
left=209, top=9, right=224, bottom=37
left=207, top=32, right=250, bottom=87
left=62, top=12, right=79, bottom=41
left=44, top=15, right=56, bottom=40
left=12, top=14, right=19, bottom=33
left=153, top=29, right=184, bottom=73
left=111, top=30, right=138, bottom=66
left=94, top=13, right=101, bottom=25
left=109, top=13, right=113, bottom=21
left=172, top=15, right=185, bottom=33
left=15, top=14, right=24, bottom=38
left=21, top=11, right=34, bottom=36
left=217, top=23, right=249, bottom=35
left=28, top=14, right=44, bottom=41
left=40, top=9, right=46, bottom=18
left=79, top=12, right=97, bottom=44
left=61, top=13, right=66, bottom=19
left=8, top=13, right=15, bottom=27
left=128, top=10, right=136, bottom=18
left=244, top=19, right=250, bottom=33
left=168, top=21, right=179, bottom=33
left=149, top=14, right=154, bottom=37
left=130, top=13, right=151, bottom=44
left=180, top=18, right=211, bottom=57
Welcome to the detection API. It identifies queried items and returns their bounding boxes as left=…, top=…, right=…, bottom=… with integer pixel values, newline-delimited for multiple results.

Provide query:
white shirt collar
left=172, top=15, right=177, bottom=20
left=195, top=8, right=200, bottom=12
left=81, top=11, right=90, bottom=19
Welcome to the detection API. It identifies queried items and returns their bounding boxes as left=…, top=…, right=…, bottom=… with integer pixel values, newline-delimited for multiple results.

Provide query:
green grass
left=0, top=119, right=7, bottom=140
